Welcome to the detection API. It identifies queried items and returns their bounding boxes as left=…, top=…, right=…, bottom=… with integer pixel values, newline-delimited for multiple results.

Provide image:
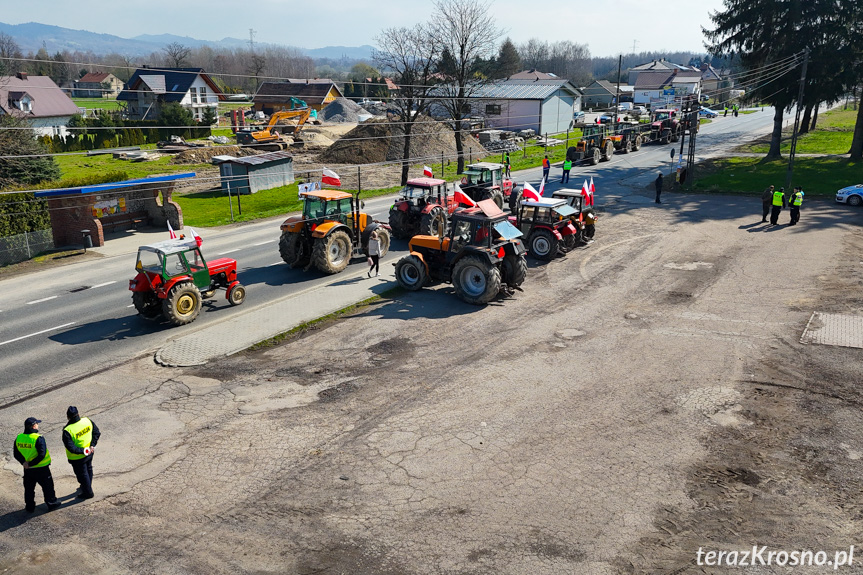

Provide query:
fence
left=0, top=229, right=55, bottom=267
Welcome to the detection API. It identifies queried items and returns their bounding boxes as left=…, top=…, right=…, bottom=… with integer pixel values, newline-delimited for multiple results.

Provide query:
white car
left=836, top=184, right=863, bottom=206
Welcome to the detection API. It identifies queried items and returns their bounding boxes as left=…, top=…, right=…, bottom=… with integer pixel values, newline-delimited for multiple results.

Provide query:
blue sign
left=663, top=88, right=675, bottom=96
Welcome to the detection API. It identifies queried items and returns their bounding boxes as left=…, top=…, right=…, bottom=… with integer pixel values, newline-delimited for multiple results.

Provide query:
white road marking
left=219, top=249, right=241, bottom=255
left=253, top=240, right=275, bottom=246
left=127, top=304, right=135, bottom=308
left=0, top=322, right=76, bottom=347
left=26, top=296, right=58, bottom=305
left=88, top=281, right=117, bottom=289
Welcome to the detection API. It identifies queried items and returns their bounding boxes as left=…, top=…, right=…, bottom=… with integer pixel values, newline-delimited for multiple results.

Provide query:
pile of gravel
left=321, top=98, right=370, bottom=123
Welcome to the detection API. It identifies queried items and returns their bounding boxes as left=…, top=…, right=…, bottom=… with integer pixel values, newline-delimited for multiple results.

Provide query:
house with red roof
left=73, top=72, right=124, bottom=98
left=0, top=72, right=82, bottom=137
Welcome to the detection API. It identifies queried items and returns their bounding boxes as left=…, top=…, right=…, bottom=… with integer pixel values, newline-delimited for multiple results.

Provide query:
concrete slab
left=800, top=312, right=863, bottom=349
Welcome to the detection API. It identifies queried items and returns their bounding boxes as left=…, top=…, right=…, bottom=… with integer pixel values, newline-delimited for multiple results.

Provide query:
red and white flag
left=522, top=181, right=542, bottom=202
left=167, top=221, right=177, bottom=239
left=189, top=227, right=203, bottom=247
left=538, top=176, right=547, bottom=197
left=322, top=168, right=341, bottom=187
left=453, top=184, right=477, bottom=207
left=589, top=177, right=596, bottom=194
left=423, top=165, right=433, bottom=177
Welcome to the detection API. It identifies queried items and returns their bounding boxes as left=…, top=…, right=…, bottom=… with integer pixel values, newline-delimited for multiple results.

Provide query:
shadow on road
left=49, top=314, right=164, bottom=344
left=0, top=492, right=86, bottom=533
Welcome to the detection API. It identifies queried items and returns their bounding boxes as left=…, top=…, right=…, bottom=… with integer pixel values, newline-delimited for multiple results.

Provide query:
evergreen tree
left=495, top=38, right=521, bottom=79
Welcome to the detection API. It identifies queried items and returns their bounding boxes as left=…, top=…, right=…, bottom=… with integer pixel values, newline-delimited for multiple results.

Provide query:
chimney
left=16, top=72, right=28, bottom=81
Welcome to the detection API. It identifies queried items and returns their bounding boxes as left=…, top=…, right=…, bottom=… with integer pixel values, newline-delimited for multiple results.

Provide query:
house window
left=485, top=104, right=501, bottom=116
left=199, top=86, right=207, bottom=103
left=190, top=87, right=197, bottom=103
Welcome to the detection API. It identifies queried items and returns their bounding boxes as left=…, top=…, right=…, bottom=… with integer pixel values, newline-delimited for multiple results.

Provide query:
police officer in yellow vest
left=13, top=417, right=60, bottom=512
left=62, top=406, right=100, bottom=500
left=769, top=186, right=786, bottom=226
left=788, top=187, right=803, bottom=225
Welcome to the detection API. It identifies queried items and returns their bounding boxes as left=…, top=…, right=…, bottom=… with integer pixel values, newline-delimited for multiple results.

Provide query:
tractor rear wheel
left=420, top=207, right=447, bottom=238
left=671, top=126, right=680, bottom=142
left=395, top=255, right=427, bottom=291
left=312, top=230, right=352, bottom=274
left=228, top=283, right=246, bottom=306
left=279, top=232, right=311, bottom=268
left=601, top=140, right=614, bottom=161
left=589, top=147, right=601, bottom=165
left=508, top=187, right=523, bottom=213
left=452, top=255, right=501, bottom=305
left=132, top=291, right=162, bottom=321
left=162, top=281, right=202, bottom=326
left=502, top=254, right=527, bottom=288
left=483, top=189, right=504, bottom=210
left=622, top=139, right=632, bottom=154
left=528, top=229, right=558, bottom=260
left=388, top=209, right=413, bottom=240
left=566, top=146, right=579, bottom=162
left=633, top=135, right=643, bottom=151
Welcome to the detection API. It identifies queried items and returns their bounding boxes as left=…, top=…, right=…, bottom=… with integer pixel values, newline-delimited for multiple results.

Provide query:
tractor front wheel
left=388, top=209, right=413, bottom=239
left=483, top=189, right=504, bottom=210
left=601, top=140, right=614, bottom=161
left=584, top=223, right=596, bottom=240
left=452, top=255, right=501, bottom=305
left=420, top=207, right=447, bottom=238
left=633, top=135, right=643, bottom=151
left=312, top=230, right=352, bottom=274
left=280, top=232, right=311, bottom=268
left=132, top=291, right=162, bottom=321
left=528, top=229, right=558, bottom=261
left=228, top=283, right=246, bottom=306
left=622, top=139, right=632, bottom=154
left=502, top=254, right=527, bottom=288
left=563, top=231, right=578, bottom=250
left=508, top=187, right=523, bottom=213
left=162, top=282, right=202, bottom=326
left=395, top=255, right=427, bottom=291
left=589, top=147, right=601, bottom=165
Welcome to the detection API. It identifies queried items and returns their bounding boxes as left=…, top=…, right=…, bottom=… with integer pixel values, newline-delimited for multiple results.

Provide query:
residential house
left=581, top=80, right=618, bottom=109
left=0, top=72, right=81, bottom=137
left=253, top=79, right=343, bottom=115
left=627, top=59, right=691, bottom=86
left=507, top=69, right=558, bottom=81
left=117, top=67, right=225, bottom=121
left=699, top=63, right=724, bottom=99
left=431, top=77, right=583, bottom=135
left=632, top=70, right=703, bottom=110
left=73, top=72, right=124, bottom=98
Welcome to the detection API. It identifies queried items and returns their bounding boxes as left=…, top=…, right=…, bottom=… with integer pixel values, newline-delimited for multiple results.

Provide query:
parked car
left=699, top=107, right=718, bottom=118
left=836, top=184, right=863, bottom=206
left=573, top=110, right=585, bottom=122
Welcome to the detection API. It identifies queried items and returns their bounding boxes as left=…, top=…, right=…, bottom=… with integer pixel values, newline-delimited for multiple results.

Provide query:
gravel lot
left=2, top=193, right=862, bottom=574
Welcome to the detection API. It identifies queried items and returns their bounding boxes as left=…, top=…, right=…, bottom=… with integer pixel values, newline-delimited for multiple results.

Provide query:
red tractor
left=459, top=162, right=516, bottom=210
left=509, top=197, right=579, bottom=260
left=388, top=177, right=459, bottom=239
left=650, top=109, right=681, bottom=144
left=129, top=237, right=245, bottom=326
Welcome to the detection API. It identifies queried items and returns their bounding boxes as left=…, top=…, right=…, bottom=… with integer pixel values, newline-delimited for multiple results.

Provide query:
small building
left=73, top=72, right=124, bottom=98
left=0, top=73, right=81, bottom=137
left=254, top=80, right=343, bottom=115
left=34, top=173, right=193, bottom=248
left=633, top=70, right=703, bottom=109
left=432, top=78, right=583, bottom=135
left=581, top=80, right=618, bottom=109
left=627, top=59, right=692, bottom=86
left=215, top=151, right=294, bottom=195
left=118, top=67, right=225, bottom=121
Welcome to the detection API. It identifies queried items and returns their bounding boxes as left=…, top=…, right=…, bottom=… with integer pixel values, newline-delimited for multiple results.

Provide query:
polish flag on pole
left=538, top=176, right=547, bottom=197
left=589, top=176, right=596, bottom=194
left=189, top=228, right=203, bottom=247
left=453, top=183, right=477, bottom=207
left=322, top=168, right=341, bottom=187
left=581, top=180, right=590, bottom=204
left=522, top=181, right=542, bottom=202
left=423, top=165, right=433, bottom=177
left=167, top=221, right=177, bottom=239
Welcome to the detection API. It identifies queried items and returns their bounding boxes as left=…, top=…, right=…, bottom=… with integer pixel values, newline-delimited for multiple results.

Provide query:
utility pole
left=248, top=28, right=256, bottom=51
left=785, top=48, right=810, bottom=190
left=685, top=96, right=698, bottom=187
left=631, top=40, right=638, bottom=55
left=614, top=54, right=622, bottom=124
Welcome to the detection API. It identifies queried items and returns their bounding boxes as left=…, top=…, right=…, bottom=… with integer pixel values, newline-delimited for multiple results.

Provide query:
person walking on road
left=542, top=155, right=550, bottom=182
left=788, top=187, right=803, bottom=225
left=62, top=406, right=100, bottom=500
left=367, top=231, right=381, bottom=278
left=561, top=158, right=572, bottom=183
left=724, top=105, right=728, bottom=117
left=14, top=417, right=60, bottom=513
left=761, top=185, right=775, bottom=222
left=504, top=152, right=511, bottom=178
left=770, top=187, right=786, bottom=225
left=654, top=172, right=663, bottom=204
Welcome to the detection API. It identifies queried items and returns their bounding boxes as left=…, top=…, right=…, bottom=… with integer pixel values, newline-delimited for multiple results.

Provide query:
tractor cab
left=512, top=197, right=578, bottom=260
left=459, top=162, right=515, bottom=209
left=389, top=177, right=457, bottom=239
left=135, top=237, right=210, bottom=288
left=299, top=189, right=354, bottom=225
left=396, top=177, right=450, bottom=209
left=553, top=188, right=597, bottom=243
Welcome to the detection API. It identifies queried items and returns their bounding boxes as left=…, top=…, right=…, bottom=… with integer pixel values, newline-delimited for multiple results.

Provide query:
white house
left=117, top=67, right=225, bottom=121
left=0, top=73, right=81, bottom=137
left=632, top=70, right=703, bottom=110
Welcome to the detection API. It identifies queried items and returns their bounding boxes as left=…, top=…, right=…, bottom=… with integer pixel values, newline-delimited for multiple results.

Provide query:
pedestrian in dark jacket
left=655, top=172, right=663, bottom=204
left=62, top=406, right=101, bottom=499
left=761, top=185, right=775, bottom=222
left=13, top=417, right=60, bottom=512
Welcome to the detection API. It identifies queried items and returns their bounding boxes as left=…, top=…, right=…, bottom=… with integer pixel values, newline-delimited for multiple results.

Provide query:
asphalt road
left=0, top=109, right=778, bottom=398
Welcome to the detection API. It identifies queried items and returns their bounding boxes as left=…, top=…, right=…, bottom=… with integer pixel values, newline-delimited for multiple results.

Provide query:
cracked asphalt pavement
left=2, top=192, right=863, bottom=574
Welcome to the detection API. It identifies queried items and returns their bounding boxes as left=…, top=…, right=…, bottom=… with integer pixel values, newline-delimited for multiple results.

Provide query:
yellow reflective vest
left=64, top=417, right=93, bottom=461
left=792, top=192, right=803, bottom=206
left=772, top=190, right=785, bottom=206
left=15, top=432, right=51, bottom=468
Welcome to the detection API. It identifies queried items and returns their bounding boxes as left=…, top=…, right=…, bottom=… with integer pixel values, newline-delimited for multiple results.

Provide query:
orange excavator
left=236, top=98, right=311, bottom=147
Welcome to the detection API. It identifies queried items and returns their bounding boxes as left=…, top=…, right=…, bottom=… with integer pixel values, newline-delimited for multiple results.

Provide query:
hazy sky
left=4, top=0, right=725, bottom=57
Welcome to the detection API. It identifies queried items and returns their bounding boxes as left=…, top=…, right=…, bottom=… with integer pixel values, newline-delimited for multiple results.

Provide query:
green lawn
left=72, top=98, right=123, bottom=111
left=743, top=106, right=856, bottom=154
left=53, top=153, right=212, bottom=183
left=693, top=156, right=860, bottom=195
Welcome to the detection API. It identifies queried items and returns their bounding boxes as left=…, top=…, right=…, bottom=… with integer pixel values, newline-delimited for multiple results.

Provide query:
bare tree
left=374, top=24, right=441, bottom=185
left=431, top=0, right=501, bottom=173
left=162, top=42, right=192, bottom=68
left=0, top=33, right=22, bottom=76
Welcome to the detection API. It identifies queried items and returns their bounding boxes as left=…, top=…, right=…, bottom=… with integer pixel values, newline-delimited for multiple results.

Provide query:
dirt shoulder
left=1, top=196, right=861, bottom=574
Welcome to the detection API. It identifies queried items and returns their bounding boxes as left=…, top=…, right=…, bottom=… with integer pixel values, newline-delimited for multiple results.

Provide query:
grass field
left=53, top=153, right=212, bottom=183
left=72, top=98, right=124, bottom=111
left=693, top=156, right=860, bottom=196
left=743, top=106, right=856, bottom=155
